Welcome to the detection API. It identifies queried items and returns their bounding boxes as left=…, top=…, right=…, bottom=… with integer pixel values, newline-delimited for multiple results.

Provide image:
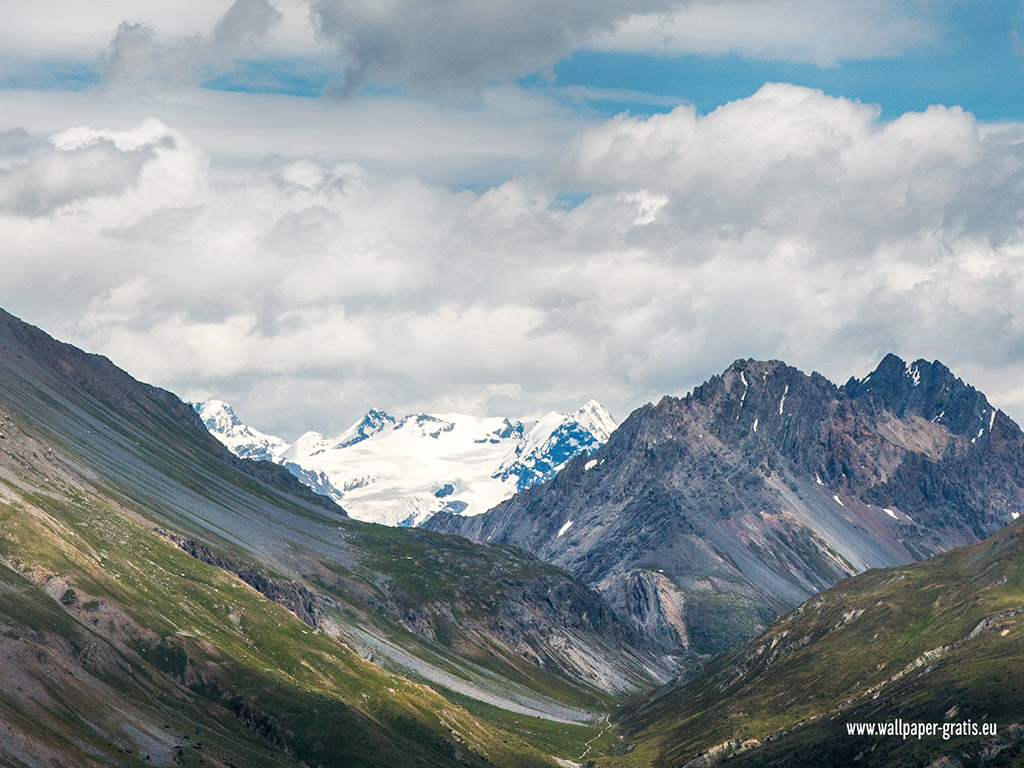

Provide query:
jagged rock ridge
left=426, top=355, right=1024, bottom=656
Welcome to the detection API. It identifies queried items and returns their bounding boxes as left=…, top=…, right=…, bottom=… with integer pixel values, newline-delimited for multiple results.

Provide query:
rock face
left=426, top=356, right=1024, bottom=654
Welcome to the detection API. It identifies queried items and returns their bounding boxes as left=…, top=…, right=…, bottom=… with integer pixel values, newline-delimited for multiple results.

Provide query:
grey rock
left=427, top=356, right=1024, bottom=654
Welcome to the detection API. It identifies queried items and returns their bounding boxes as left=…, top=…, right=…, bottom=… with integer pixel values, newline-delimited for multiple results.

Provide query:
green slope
left=0, top=306, right=666, bottom=703
left=0, top=308, right=662, bottom=764
left=0, top=480, right=570, bottom=767
left=605, top=518, right=1024, bottom=768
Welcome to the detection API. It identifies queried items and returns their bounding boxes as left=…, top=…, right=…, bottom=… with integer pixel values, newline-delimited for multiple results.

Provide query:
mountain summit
left=427, top=356, right=1024, bottom=655
left=193, top=399, right=286, bottom=461
left=196, top=399, right=616, bottom=526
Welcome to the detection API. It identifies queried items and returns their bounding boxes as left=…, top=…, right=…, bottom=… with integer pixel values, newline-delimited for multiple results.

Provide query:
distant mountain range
left=195, top=398, right=616, bottom=526
left=427, top=355, right=1024, bottom=656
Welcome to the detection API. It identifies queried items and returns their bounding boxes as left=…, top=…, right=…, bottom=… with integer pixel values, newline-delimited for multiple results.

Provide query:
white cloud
left=92, top=0, right=298, bottom=95
left=97, top=22, right=206, bottom=93
left=0, top=0, right=225, bottom=59
left=0, top=136, right=152, bottom=216
left=2, top=0, right=325, bottom=64
left=586, top=0, right=936, bottom=65
left=3, top=84, right=1024, bottom=439
left=0, top=86, right=582, bottom=190
left=309, top=0, right=938, bottom=89
left=1, top=0, right=946, bottom=103
left=212, top=0, right=282, bottom=48
left=558, top=83, right=991, bottom=245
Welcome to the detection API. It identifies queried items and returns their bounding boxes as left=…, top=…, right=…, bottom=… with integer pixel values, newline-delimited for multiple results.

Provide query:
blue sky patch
left=202, top=59, right=330, bottom=98
left=0, top=59, right=100, bottom=91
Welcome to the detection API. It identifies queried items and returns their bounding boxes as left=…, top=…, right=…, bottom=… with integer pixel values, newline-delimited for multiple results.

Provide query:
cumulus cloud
left=0, top=136, right=153, bottom=216
left=559, top=84, right=994, bottom=245
left=3, top=85, right=1024, bottom=437
left=0, top=119, right=200, bottom=216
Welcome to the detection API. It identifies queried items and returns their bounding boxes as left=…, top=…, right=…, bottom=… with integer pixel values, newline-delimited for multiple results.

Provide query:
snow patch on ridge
left=906, top=361, right=921, bottom=387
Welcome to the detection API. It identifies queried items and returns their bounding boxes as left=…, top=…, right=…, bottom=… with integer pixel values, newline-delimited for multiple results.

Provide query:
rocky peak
left=280, top=430, right=330, bottom=461
left=574, top=399, right=617, bottom=441
left=333, top=408, right=396, bottom=449
left=845, top=353, right=995, bottom=438
left=195, top=399, right=245, bottom=433
left=483, top=417, right=525, bottom=441
left=427, top=353, right=1024, bottom=657
left=395, top=413, right=456, bottom=439
left=669, top=358, right=839, bottom=459
left=192, top=400, right=286, bottom=462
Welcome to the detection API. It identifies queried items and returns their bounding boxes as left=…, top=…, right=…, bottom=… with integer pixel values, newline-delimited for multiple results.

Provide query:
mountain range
left=427, top=355, right=1024, bottom=656
left=4, top=301, right=1024, bottom=767
left=194, top=398, right=616, bottom=526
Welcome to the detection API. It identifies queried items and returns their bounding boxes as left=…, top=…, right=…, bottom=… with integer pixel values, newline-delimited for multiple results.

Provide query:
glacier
left=194, top=399, right=615, bottom=527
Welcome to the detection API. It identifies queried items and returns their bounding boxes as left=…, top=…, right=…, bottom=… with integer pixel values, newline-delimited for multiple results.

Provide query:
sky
left=2, top=1, right=1024, bottom=438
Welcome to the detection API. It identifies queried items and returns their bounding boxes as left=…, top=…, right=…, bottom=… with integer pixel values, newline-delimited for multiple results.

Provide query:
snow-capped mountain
left=495, top=400, right=617, bottom=491
left=193, top=400, right=286, bottom=462
left=193, top=399, right=615, bottom=527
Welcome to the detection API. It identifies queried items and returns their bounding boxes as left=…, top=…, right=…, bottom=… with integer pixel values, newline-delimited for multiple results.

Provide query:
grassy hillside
left=0, top=477, right=568, bottom=767
left=0, top=307, right=663, bottom=764
left=601, top=517, right=1024, bottom=767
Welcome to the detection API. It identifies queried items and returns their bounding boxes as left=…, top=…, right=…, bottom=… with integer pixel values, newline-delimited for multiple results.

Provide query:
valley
left=3, top=306, right=1024, bottom=767
left=0, top=307, right=664, bottom=767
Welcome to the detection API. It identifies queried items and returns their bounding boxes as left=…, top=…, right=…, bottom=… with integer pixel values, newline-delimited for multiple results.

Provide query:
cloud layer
left=2, top=84, right=1024, bottom=436
left=309, top=0, right=673, bottom=91
left=586, top=0, right=935, bottom=65
left=2, top=0, right=943, bottom=95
